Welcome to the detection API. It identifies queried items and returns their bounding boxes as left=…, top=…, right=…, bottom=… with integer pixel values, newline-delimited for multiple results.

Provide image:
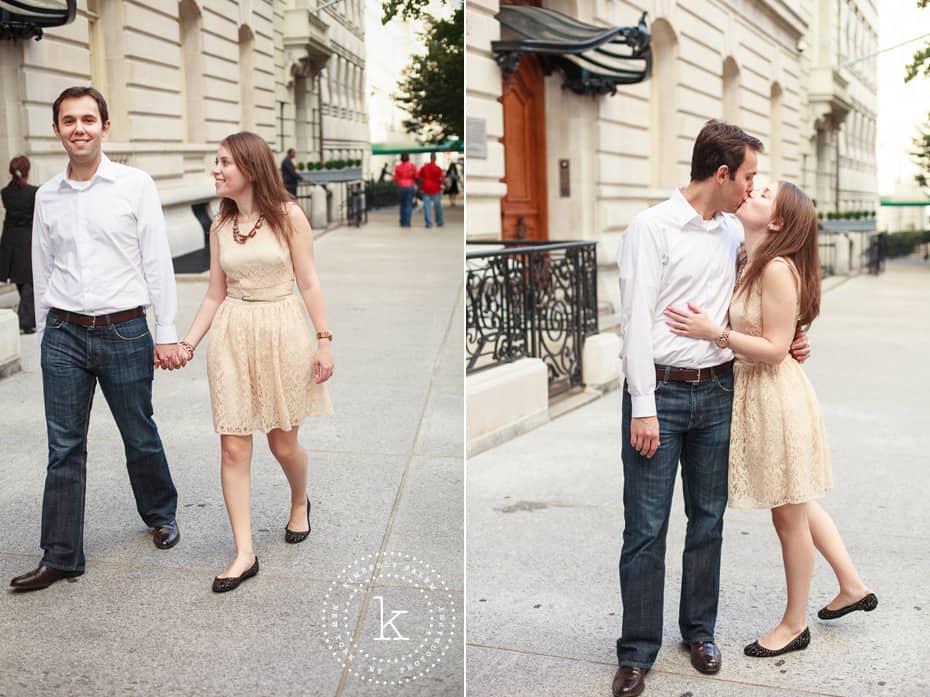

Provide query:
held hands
left=313, top=341, right=334, bottom=384
left=153, top=343, right=191, bottom=370
left=631, top=416, right=660, bottom=459
left=663, top=303, right=722, bottom=341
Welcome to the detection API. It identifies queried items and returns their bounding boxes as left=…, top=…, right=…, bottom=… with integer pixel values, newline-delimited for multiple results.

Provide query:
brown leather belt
left=655, top=360, right=733, bottom=383
left=51, top=306, right=144, bottom=328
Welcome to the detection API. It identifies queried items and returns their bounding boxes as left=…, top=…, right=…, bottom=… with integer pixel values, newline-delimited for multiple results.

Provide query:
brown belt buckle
left=89, top=314, right=97, bottom=328
left=688, top=368, right=702, bottom=383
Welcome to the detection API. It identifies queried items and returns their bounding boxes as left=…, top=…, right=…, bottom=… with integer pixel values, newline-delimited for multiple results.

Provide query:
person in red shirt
left=416, top=153, right=445, bottom=228
left=393, top=152, right=417, bottom=228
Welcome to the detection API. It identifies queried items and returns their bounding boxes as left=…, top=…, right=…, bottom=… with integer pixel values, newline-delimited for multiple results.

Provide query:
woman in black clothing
left=445, top=161, right=460, bottom=207
left=0, top=155, right=38, bottom=334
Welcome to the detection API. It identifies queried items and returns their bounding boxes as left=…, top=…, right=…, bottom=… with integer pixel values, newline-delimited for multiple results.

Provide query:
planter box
left=299, top=167, right=363, bottom=184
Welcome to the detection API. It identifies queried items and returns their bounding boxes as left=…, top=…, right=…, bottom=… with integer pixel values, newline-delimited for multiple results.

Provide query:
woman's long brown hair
left=736, top=181, right=821, bottom=328
left=216, top=132, right=295, bottom=240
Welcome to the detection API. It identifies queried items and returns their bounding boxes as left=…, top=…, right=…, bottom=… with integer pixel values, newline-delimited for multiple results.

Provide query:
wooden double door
left=500, top=52, right=548, bottom=241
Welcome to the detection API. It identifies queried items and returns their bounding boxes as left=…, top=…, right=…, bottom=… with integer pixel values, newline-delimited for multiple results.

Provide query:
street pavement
left=467, top=263, right=930, bottom=697
left=0, top=205, right=464, bottom=696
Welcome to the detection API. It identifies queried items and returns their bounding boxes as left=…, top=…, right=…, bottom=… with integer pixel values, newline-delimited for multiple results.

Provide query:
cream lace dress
left=207, top=218, right=333, bottom=434
left=727, top=257, right=831, bottom=509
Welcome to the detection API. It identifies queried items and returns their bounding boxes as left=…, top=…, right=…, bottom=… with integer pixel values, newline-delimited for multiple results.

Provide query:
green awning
left=371, top=139, right=463, bottom=155
left=880, top=194, right=930, bottom=207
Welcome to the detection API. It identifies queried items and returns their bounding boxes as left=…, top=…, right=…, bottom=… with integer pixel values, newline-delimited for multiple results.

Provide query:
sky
left=877, top=2, right=930, bottom=195
left=364, top=0, right=456, bottom=144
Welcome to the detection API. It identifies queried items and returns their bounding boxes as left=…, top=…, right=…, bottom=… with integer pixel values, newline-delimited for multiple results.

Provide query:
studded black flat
left=212, top=557, right=259, bottom=593
left=285, top=496, right=311, bottom=544
left=817, top=592, right=878, bottom=620
left=744, top=627, right=810, bottom=658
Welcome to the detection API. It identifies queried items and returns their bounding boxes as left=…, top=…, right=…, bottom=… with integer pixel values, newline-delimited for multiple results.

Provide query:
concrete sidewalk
left=0, top=207, right=464, bottom=696
left=467, top=265, right=930, bottom=697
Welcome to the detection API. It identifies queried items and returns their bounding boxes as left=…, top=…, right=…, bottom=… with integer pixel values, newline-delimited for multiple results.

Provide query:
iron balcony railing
left=466, top=240, right=599, bottom=397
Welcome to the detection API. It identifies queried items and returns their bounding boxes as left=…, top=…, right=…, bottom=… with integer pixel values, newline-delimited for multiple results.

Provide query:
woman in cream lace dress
left=665, top=182, right=875, bottom=658
left=165, top=132, right=333, bottom=592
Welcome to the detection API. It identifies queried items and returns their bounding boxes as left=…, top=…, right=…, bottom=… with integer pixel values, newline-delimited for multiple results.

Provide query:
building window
left=179, top=0, right=205, bottom=143
left=649, top=19, right=678, bottom=189
left=722, top=57, right=740, bottom=123
left=239, top=25, right=255, bottom=131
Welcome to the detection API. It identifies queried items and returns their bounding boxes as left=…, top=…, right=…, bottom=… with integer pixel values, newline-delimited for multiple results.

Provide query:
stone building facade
left=467, top=0, right=878, bottom=275
left=0, top=0, right=369, bottom=256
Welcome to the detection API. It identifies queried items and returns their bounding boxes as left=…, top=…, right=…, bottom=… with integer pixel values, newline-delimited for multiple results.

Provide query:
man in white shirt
left=611, top=121, right=808, bottom=696
left=10, top=87, right=184, bottom=592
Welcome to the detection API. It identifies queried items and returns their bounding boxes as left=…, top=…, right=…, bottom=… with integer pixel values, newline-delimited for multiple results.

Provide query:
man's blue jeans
left=39, top=310, right=178, bottom=572
left=398, top=186, right=414, bottom=227
left=422, top=193, right=443, bottom=228
left=617, top=371, right=733, bottom=668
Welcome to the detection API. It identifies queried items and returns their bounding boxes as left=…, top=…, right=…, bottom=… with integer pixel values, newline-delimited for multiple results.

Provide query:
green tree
left=905, top=0, right=930, bottom=191
left=381, top=0, right=450, bottom=24
left=392, top=6, right=463, bottom=144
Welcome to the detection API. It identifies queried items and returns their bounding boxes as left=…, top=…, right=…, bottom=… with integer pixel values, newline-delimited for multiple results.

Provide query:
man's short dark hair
left=690, top=119, right=763, bottom=182
left=287, top=148, right=296, bottom=156
left=52, top=86, right=109, bottom=126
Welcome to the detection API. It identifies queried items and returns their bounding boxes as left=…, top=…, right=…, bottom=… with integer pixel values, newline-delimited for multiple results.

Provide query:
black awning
left=492, top=5, right=651, bottom=96
left=0, top=0, right=75, bottom=40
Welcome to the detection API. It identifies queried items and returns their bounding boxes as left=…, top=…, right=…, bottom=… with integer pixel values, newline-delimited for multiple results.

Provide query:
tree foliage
left=905, top=1, right=930, bottom=192
left=381, top=0, right=450, bottom=24
left=392, top=6, right=463, bottom=144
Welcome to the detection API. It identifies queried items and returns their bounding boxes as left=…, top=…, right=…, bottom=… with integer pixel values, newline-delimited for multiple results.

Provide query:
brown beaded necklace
left=232, top=213, right=264, bottom=245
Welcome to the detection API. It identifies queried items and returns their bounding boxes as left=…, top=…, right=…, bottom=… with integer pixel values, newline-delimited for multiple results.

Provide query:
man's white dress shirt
left=617, top=188, right=740, bottom=418
left=32, top=154, right=178, bottom=343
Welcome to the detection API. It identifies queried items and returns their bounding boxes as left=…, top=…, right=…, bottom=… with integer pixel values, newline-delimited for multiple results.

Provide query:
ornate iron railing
left=466, top=240, right=599, bottom=397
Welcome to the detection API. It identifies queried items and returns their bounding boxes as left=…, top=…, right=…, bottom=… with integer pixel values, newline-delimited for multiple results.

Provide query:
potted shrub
left=297, top=162, right=305, bottom=171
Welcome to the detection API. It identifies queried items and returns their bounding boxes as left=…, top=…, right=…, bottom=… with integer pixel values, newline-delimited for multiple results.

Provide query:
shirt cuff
left=154, top=324, right=178, bottom=344
left=631, top=394, right=657, bottom=418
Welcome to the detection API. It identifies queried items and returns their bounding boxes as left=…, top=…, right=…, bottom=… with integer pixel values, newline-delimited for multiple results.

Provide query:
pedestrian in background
left=445, top=160, right=460, bottom=207
left=0, top=155, right=37, bottom=334
left=280, top=147, right=300, bottom=198
left=417, top=153, right=445, bottom=229
left=393, top=152, right=417, bottom=228
left=172, top=131, right=334, bottom=593
left=9, top=86, right=182, bottom=593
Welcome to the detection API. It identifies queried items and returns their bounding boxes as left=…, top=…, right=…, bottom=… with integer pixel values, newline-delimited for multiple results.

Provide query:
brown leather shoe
left=153, top=520, right=180, bottom=549
left=10, top=565, right=83, bottom=591
left=611, top=666, right=648, bottom=696
left=686, top=641, right=722, bottom=674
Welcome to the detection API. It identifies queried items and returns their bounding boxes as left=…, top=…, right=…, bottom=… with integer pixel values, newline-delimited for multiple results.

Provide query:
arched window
left=722, top=57, right=740, bottom=123
left=769, top=82, right=783, bottom=180
left=649, top=19, right=678, bottom=189
left=239, top=24, right=255, bottom=131
left=179, top=0, right=205, bottom=143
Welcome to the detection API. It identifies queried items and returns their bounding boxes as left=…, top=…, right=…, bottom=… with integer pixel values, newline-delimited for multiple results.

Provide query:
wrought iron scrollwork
left=466, top=240, right=599, bottom=397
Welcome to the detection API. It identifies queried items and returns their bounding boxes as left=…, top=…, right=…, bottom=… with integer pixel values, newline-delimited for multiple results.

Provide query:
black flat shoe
left=285, top=496, right=311, bottom=544
left=744, top=627, right=810, bottom=658
left=818, top=592, right=878, bottom=620
left=212, top=557, right=259, bottom=593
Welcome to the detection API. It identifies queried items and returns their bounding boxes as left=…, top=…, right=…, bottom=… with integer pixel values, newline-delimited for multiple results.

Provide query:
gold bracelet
left=316, top=330, right=333, bottom=342
left=179, top=341, right=195, bottom=360
left=714, top=329, right=731, bottom=349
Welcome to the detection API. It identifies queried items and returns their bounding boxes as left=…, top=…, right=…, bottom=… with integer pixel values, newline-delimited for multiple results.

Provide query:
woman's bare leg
left=807, top=501, right=872, bottom=609
left=267, top=427, right=309, bottom=532
left=757, top=502, right=814, bottom=649
left=218, top=433, right=256, bottom=577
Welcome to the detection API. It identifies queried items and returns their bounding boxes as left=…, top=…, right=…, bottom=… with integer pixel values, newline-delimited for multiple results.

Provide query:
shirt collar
left=671, top=188, right=724, bottom=231
left=57, top=153, right=117, bottom=190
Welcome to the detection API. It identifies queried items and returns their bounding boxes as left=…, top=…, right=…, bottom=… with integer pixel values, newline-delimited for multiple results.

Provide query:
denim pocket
left=46, top=312, right=66, bottom=330
left=713, top=372, right=734, bottom=393
left=110, top=317, right=150, bottom=341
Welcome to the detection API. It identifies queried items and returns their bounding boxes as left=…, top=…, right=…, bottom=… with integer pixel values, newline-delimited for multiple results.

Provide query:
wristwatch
left=316, top=330, right=333, bottom=342
left=714, top=328, right=731, bottom=349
